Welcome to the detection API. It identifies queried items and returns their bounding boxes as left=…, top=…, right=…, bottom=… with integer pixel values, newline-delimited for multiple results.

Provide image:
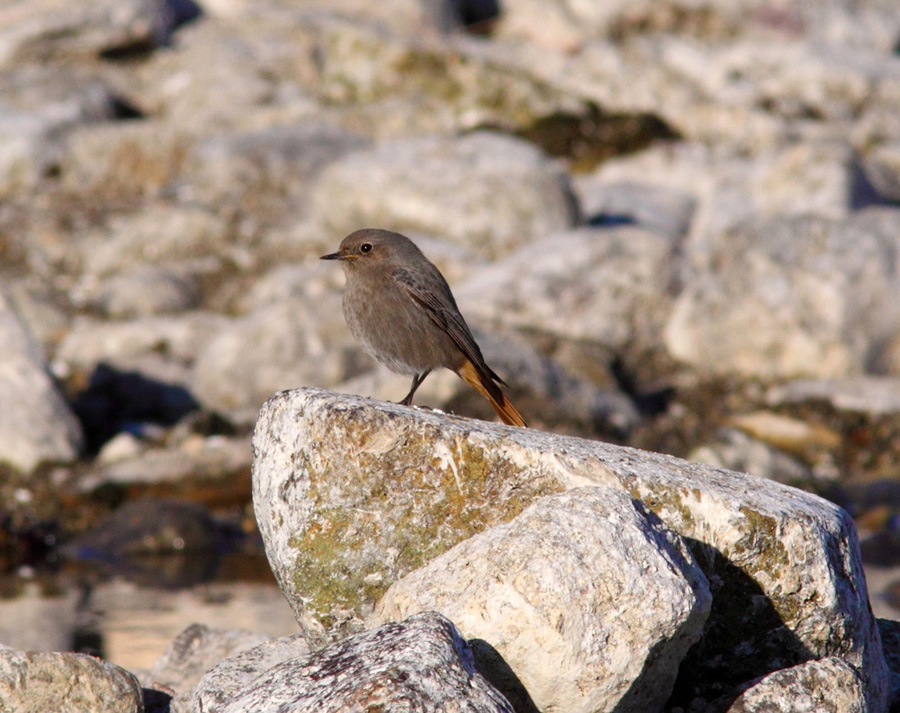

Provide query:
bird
left=321, top=229, right=525, bottom=427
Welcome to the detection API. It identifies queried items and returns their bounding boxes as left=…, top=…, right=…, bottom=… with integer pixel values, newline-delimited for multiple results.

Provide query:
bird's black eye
left=360, top=243, right=372, bottom=253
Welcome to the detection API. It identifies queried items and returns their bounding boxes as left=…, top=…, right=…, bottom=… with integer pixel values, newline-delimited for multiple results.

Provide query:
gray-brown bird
left=321, top=229, right=525, bottom=427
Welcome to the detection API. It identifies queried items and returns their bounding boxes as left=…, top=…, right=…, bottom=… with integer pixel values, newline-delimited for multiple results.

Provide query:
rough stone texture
left=373, top=487, right=711, bottom=713
left=878, top=618, right=900, bottom=711
left=192, top=612, right=513, bottom=713
left=147, top=623, right=271, bottom=712
left=455, top=226, right=678, bottom=352
left=251, top=388, right=888, bottom=709
left=308, top=131, right=578, bottom=257
left=0, top=290, right=82, bottom=472
left=188, top=631, right=310, bottom=713
left=0, top=649, right=143, bottom=713
left=726, top=657, right=867, bottom=713
left=664, top=209, right=900, bottom=380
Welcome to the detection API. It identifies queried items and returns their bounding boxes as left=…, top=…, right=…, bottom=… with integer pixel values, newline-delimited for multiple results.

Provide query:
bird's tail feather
left=458, top=360, right=526, bottom=427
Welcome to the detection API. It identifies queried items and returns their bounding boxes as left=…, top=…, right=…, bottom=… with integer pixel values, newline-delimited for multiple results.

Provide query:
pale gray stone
left=768, top=377, right=900, bottom=416
left=0, top=290, right=82, bottom=472
left=727, top=657, right=867, bottom=713
left=188, top=122, right=371, bottom=212
left=664, top=209, right=900, bottom=380
left=85, top=265, right=201, bottom=318
left=78, top=435, right=251, bottom=491
left=0, top=649, right=143, bottom=713
left=59, top=119, right=190, bottom=205
left=251, top=387, right=888, bottom=708
left=74, top=203, right=229, bottom=277
left=0, top=0, right=198, bottom=66
left=455, top=226, right=677, bottom=353
left=147, top=623, right=271, bottom=708
left=193, top=612, right=512, bottom=713
left=374, top=487, right=711, bottom=713
left=56, top=311, right=230, bottom=388
left=572, top=178, right=696, bottom=239
left=189, top=631, right=310, bottom=712
left=308, top=132, right=578, bottom=257
left=191, top=293, right=358, bottom=417
left=688, top=428, right=819, bottom=489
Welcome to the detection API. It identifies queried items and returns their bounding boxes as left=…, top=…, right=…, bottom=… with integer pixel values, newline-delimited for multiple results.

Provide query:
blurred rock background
left=1, top=0, right=900, bottom=672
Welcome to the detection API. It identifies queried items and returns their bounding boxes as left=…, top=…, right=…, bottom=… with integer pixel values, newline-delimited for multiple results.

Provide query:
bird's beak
left=320, top=250, right=343, bottom=260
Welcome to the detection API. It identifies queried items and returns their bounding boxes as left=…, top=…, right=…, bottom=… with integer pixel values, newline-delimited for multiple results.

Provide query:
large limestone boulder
left=251, top=387, right=888, bottom=709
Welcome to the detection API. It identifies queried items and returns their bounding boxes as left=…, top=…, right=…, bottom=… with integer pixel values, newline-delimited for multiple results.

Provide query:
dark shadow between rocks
left=469, top=638, right=541, bottom=713
left=664, top=537, right=816, bottom=712
left=70, top=362, right=200, bottom=455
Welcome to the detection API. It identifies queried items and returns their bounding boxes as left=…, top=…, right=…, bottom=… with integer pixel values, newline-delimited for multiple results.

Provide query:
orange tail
left=458, top=360, right=526, bottom=427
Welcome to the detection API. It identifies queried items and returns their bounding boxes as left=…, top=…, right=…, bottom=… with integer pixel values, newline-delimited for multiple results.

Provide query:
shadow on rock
left=470, top=638, right=541, bottom=713
left=665, top=539, right=815, bottom=712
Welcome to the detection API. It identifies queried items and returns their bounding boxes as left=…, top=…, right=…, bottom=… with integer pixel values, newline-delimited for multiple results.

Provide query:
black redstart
left=321, top=229, right=526, bottom=427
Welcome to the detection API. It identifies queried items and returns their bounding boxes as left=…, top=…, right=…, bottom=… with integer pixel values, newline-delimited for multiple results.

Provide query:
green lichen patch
left=284, top=416, right=563, bottom=635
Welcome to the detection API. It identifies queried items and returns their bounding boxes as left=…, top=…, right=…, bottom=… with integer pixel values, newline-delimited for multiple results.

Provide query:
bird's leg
left=399, top=370, right=431, bottom=406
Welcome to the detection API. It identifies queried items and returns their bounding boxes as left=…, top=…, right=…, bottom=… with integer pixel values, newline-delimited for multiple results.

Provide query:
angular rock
left=726, top=657, right=866, bottom=713
left=0, top=66, right=141, bottom=194
left=0, top=290, right=82, bottom=472
left=455, top=226, right=677, bottom=353
left=664, top=209, right=900, bottom=380
left=878, top=618, right=900, bottom=710
left=374, top=487, right=711, bottom=713
left=308, top=132, right=578, bottom=257
left=192, top=612, right=512, bottom=713
left=0, top=649, right=143, bottom=713
left=79, top=435, right=251, bottom=490
left=147, top=623, right=271, bottom=710
left=251, top=387, right=887, bottom=708
left=188, top=631, right=310, bottom=712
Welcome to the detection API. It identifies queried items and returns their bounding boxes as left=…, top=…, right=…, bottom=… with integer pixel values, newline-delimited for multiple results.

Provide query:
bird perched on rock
left=322, top=229, right=525, bottom=427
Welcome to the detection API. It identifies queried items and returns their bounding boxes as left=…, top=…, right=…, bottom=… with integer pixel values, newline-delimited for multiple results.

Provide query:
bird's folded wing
left=392, top=267, right=506, bottom=389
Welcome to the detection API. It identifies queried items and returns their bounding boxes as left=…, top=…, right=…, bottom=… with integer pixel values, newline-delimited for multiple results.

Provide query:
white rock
left=251, top=387, right=888, bottom=709
left=308, top=132, right=577, bottom=257
left=374, top=487, right=711, bottom=713
left=0, top=290, right=82, bottom=472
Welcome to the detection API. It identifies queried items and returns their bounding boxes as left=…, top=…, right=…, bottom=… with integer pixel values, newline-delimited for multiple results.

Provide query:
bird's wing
left=393, top=267, right=506, bottom=388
